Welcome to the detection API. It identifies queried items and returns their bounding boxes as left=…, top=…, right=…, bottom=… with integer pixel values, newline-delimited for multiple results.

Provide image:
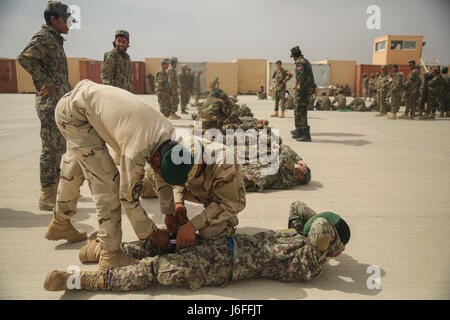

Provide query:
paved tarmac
left=0, top=93, right=449, bottom=299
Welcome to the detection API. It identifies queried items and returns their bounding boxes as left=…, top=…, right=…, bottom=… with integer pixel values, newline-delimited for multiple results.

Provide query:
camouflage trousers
left=390, top=90, right=402, bottom=114
left=193, top=89, right=201, bottom=105
left=37, top=108, right=66, bottom=187
left=171, top=92, right=179, bottom=113
left=294, top=91, right=310, bottom=130
left=102, top=237, right=233, bottom=291
left=377, top=90, right=388, bottom=114
left=55, top=96, right=122, bottom=252
left=180, top=90, right=190, bottom=111
left=404, top=92, right=417, bottom=116
left=426, top=93, right=440, bottom=115
left=158, top=92, right=171, bottom=117
left=274, top=90, right=286, bottom=111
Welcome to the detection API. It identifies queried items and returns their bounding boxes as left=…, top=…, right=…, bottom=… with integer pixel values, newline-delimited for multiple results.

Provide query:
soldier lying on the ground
left=315, top=92, right=332, bottom=111
left=44, top=201, right=350, bottom=292
left=331, top=89, right=347, bottom=110
left=347, top=96, right=369, bottom=112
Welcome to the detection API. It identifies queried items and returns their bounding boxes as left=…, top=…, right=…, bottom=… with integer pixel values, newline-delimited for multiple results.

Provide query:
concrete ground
left=0, top=93, right=449, bottom=300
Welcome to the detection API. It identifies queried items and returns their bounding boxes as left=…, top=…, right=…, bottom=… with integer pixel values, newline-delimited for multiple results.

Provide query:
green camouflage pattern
left=156, top=68, right=171, bottom=117
left=168, top=66, right=179, bottom=112
left=315, top=95, right=331, bottom=110
left=348, top=97, right=367, bottom=112
left=178, top=70, right=190, bottom=111
left=426, top=73, right=445, bottom=116
left=331, top=94, right=347, bottom=109
left=198, top=95, right=240, bottom=131
left=376, top=73, right=391, bottom=114
left=272, top=67, right=293, bottom=111
left=101, top=48, right=133, bottom=92
left=388, top=71, right=404, bottom=114
left=403, top=68, right=421, bottom=117
left=293, top=56, right=315, bottom=130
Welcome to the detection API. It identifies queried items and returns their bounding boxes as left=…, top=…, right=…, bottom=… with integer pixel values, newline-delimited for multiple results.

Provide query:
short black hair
left=44, top=11, right=60, bottom=26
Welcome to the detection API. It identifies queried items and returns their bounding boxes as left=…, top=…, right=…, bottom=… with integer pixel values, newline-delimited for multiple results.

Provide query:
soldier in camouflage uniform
left=156, top=58, right=175, bottom=118
left=362, top=73, right=369, bottom=100
left=290, top=46, right=316, bottom=142
left=331, top=89, right=347, bottom=110
left=315, top=92, right=332, bottom=111
left=101, top=30, right=133, bottom=92
left=198, top=89, right=240, bottom=132
left=424, top=66, right=445, bottom=120
left=210, top=77, right=220, bottom=91
left=441, top=67, right=450, bottom=117
left=52, top=79, right=195, bottom=269
left=375, top=65, right=391, bottom=117
left=416, top=71, right=428, bottom=118
left=187, top=68, right=195, bottom=104
left=45, top=201, right=350, bottom=292
left=386, top=64, right=404, bottom=119
left=271, top=60, right=293, bottom=118
left=243, top=144, right=311, bottom=192
left=257, top=86, right=267, bottom=100
left=17, top=1, right=74, bottom=212
left=347, top=96, right=368, bottom=112
left=145, top=73, right=155, bottom=94
left=307, top=94, right=316, bottom=111
left=400, top=60, right=421, bottom=120
left=193, top=71, right=202, bottom=106
left=178, top=64, right=191, bottom=114
left=167, top=57, right=181, bottom=119
left=368, top=73, right=377, bottom=102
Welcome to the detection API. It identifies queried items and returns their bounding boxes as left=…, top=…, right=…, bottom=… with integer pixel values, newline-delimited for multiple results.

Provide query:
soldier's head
left=390, top=64, right=399, bottom=72
left=442, top=67, right=449, bottom=74
left=408, top=60, right=416, bottom=69
left=290, top=46, right=302, bottom=59
left=181, top=64, right=187, bottom=72
left=370, top=72, right=374, bottom=77
left=170, top=57, right=178, bottom=67
left=260, top=85, right=264, bottom=89
left=381, top=65, right=388, bottom=74
left=432, top=66, right=440, bottom=74
left=276, top=60, right=282, bottom=70
left=113, top=30, right=130, bottom=52
left=161, top=58, right=170, bottom=70
left=187, top=68, right=192, bottom=74
left=294, top=161, right=311, bottom=185
left=44, top=1, right=74, bottom=34
left=363, top=73, right=367, bottom=77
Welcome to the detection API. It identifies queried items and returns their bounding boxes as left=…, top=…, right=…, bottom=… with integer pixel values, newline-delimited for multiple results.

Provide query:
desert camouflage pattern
left=156, top=68, right=171, bottom=117
left=388, top=71, right=404, bottom=114
left=257, top=88, right=267, bottom=100
left=17, top=24, right=70, bottom=187
left=272, top=67, right=293, bottom=111
left=348, top=97, right=368, bottom=112
left=97, top=201, right=340, bottom=292
left=242, top=144, right=303, bottom=191
left=403, top=68, right=421, bottom=117
left=101, top=48, right=133, bottom=92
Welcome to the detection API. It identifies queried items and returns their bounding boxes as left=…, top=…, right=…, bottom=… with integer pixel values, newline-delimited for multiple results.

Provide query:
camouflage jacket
left=294, top=56, right=316, bottom=94
left=377, top=73, right=391, bottom=93
left=155, top=68, right=170, bottom=96
left=362, top=76, right=369, bottom=89
left=389, top=71, right=404, bottom=94
left=242, top=144, right=302, bottom=191
left=368, top=78, right=376, bottom=91
left=199, top=96, right=240, bottom=130
left=168, top=66, right=178, bottom=93
left=331, top=94, right=347, bottom=109
left=17, top=24, right=70, bottom=111
left=404, top=68, right=421, bottom=94
left=272, top=67, right=292, bottom=91
left=178, top=71, right=190, bottom=95
left=427, top=73, right=444, bottom=96
left=315, top=96, right=331, bottom=110
left=101, top=48, right=133, bottom=92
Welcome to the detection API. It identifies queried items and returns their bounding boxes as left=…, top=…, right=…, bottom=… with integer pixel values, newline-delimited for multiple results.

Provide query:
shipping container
left=206, top=62, right=238, bottom=95
left=233, top=59, right=267, bottom=94
left=79, top=60, right=103, bottom=84
left=144, top=58, right=163, bottom=94
left=266, top=62, right=330, bottom=96
left=355, top=64, right=420, bottom=97
left=132, top=61, right=145, bottom=94
left=67, top=57, right=94, bottom=89
left=314, top=60, right=356, bottom=93
left=15, top=60, right=36, bottom=93
left=0, top=58, right=18, bottom=93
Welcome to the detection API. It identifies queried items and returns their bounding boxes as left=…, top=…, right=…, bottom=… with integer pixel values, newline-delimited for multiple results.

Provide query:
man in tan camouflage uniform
left=51, top=79, right=195, bottom=269
left=271, top=60, right=293, bottom=118
left=178, top=64, right=190, bottom=114
left=168, top=57, right=181, bottom=119
left=386, top=64, right=404, bottom=119
left=45, top=201, right=350, bottom=292
left=17, top=1, right=74, bottom=213
left=101, top=30, right=133, bottom=92
left=156, top=58, right=176, bottom=118
left=400, top=60, right=421, bottom=120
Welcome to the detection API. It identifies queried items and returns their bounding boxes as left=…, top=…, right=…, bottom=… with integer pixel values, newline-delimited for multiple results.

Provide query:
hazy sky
left=1, top=0, right=449, bottom=64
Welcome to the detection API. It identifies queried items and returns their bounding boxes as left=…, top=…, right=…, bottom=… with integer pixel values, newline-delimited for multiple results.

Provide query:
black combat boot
left=291, top=129, right=302, bottom=139
left=296, top=127, right=311, bottom=142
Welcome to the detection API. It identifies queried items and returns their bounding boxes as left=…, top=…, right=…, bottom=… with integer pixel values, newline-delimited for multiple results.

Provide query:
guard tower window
left=375, top=41, right=386, bottom=51
left=403, top=41, right=417, bottom=50
left=390, top=40, right=403, bottom=50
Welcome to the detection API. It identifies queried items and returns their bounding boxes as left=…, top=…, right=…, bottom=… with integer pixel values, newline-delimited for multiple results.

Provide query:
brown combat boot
left=39, top=186, right=56, bottom=211
left=270, top=111, right=279, bottom=117
left=44, top=270, right=104, bottom=291
left=399, top=114, right=409, bottom=119
left=45, top=211, right=87, bottom=242
left=98, top=249, right=140, bottom=271
left=79, top=231, right=101, bottom=263
left=387, top=113, right=397, bottom=119
left=279, top=110, right=285, bottom=118
left=169, top=112, right=181, bottom=120
left=375, top=112, right=386, bottom=117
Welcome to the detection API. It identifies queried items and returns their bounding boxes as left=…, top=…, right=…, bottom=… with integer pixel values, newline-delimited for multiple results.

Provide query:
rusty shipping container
left=67, top=57, right=94, bottom=89
left=205, top=62, right=238, bottom=95
left=233, top=59, right=267, bottom=94
left=0, top=58, right=18, bottom=93
left=79, top=60, right=103, bottom=84
left=355, top=64, right=420, bottom=96
left=132, top=61, right=145, bottom=94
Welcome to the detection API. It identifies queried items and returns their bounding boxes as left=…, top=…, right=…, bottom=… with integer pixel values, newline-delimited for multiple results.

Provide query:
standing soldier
left=368, top=73, right=376, bottom=102
left=17, top=1, right=74, bottom=212
left=101, top=30, right=133, bottom=92
left=441, top=67, right=450, bottom=117
left=386, top=64, right=404, bottom=119
left=417, top=71, right=428, bottom=118
left=271, top=60, right=292, bottom=118
left=156, top=58, right=176, bottom=119
left=400, top=60, right=421, bottom=119
left=210, top=77, right=220, bottom=91
left=362, top=73, right=369, bottom=100
left=193, top=71, right=202, bottom=106
left=257, top=86, right=267, bottom=100
left=290, top=46, right=316, bottom=142
left=145, top=73, right=155, bottom=94
left=425, top=66, right=444, bottom=120
left=178, top=64, right=190, bottom=114
left=187, top=68, right=195, bottom=104
left=375, top=66, right=391, bottom=117
left=168, top=57, right=181, bottom=119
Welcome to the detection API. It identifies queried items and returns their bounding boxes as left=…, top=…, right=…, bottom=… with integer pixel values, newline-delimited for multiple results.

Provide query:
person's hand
left=175, top=203, right=189, bottom=226
left=176, top=221, right=196, bottom=251
left=39, top=85, right=58, bottom=100
left=151, top=228, right=170, bottom=249
left=165, top=214, right=177, bottom=236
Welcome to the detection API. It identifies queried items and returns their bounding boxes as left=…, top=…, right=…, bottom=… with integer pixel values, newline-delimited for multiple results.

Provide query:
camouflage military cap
left=391, top=64, right=398, bottom=68
left=290, top=46, right=302, bottom=57
left=170, top=57, right=178, bottom=63
left=45, top=1, right=73, bottom=20
left=275, top=60, right=282, bottom=65
left=162, top=58, right=170, bottom=65
left=210, top=88, right=228, bottom=100
left=115, top=30, right=130, bottom=41
left=408, top=60, right=416, bottom=65
left=363, top=73, right=367, bottom=76
left=381, top=65, right=388, bottom=70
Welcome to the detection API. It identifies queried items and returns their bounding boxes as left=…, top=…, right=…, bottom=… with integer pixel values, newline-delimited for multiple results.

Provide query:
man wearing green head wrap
left=45, top=201, right=350, bottom=292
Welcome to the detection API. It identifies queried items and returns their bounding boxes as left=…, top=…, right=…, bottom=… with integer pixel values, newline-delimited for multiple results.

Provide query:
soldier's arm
left=119, top=155, right=158, bottom=240
left=152, top=171, right=176, bottom=215
left=17, top=38, right=54, bottom=88
left=287, top=201, right=318, bottom=233
left=190, top=163, right=245, bottom=231
left=101, top=52, right=117, bottom=86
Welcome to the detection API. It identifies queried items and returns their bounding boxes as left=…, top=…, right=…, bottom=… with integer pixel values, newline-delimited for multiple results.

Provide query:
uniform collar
left=42, top=24, right=65, bottom=43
